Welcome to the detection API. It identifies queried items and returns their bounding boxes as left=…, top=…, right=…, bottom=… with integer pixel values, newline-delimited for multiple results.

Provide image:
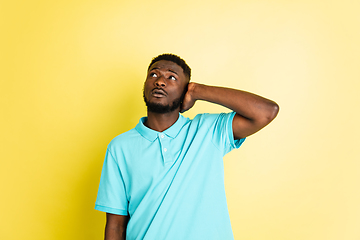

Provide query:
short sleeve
left=95, top=148, right=128, bottom=215
left=211, top=112, right=246, bottom=156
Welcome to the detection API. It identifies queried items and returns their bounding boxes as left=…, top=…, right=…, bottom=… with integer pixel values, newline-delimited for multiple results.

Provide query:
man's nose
left=154, top=75, right=166, bottom=87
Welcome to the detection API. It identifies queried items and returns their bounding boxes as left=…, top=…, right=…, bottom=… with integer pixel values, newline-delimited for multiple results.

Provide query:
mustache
left=152, top=87, right=167, bottom=95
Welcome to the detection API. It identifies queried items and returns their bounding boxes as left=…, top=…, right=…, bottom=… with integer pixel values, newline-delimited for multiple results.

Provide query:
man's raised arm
left=180, top=83, right=279, bottom=139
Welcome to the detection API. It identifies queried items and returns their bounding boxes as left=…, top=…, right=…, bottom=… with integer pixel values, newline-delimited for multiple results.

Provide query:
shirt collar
left=135, top=113, right=189, bottom=142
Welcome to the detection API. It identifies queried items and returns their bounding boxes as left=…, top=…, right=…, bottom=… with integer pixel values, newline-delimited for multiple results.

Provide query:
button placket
left=158, top=133, right=172, bottom=163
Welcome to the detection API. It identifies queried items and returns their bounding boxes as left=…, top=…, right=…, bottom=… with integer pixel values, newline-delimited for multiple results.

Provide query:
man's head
left=148, top=53, right=191, bottom=81
left=143, top=54, right=191, bottom=114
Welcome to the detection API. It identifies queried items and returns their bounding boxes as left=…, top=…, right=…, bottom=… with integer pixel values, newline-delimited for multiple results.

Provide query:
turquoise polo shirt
left=95, top=112, right=245, bottom=240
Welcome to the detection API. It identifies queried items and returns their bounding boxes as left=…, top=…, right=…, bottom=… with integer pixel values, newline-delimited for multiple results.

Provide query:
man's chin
left=144, top=94, right=182, bottom=114
left=147, top=103, right=174, bottom=114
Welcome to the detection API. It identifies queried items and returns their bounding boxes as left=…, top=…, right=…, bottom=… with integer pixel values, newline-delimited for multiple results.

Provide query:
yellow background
left=1, top=0, right=359, bottom=239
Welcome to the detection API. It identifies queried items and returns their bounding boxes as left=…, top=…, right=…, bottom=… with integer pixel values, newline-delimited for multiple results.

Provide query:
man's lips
left=151, top=88, right=167, bottom=97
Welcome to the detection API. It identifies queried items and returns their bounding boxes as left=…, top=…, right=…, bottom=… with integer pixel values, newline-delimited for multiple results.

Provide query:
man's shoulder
left=190, top=112, right=234, bottom=124
left=108, top=127, right=139, bottom=148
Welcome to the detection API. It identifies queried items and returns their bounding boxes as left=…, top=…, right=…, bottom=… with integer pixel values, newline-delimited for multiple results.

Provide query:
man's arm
left=104, top=213, right=129, bottom=240
left=181, top=83, right=279, bottom=139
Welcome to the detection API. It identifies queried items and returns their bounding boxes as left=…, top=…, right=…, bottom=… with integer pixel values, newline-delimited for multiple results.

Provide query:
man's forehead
left=148, top=60, right=184, bottom=74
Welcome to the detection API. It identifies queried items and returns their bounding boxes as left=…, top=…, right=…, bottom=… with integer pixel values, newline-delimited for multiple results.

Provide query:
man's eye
left=150, top=73, right=157, bottom=77
left=169, top=76, right=176, bottom=80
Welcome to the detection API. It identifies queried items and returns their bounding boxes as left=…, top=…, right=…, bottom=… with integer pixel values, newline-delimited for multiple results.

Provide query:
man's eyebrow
left=149, top=67, right=179, bottom=76
left=168, top=69, right=179, bottom=76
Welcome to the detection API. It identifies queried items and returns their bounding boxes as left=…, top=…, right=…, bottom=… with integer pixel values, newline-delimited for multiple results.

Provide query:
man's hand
left=180, top=82, right=197, bottom=113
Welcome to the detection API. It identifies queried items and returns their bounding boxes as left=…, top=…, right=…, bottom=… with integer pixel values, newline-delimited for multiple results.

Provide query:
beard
left=143, top=88, right=187, bottom=114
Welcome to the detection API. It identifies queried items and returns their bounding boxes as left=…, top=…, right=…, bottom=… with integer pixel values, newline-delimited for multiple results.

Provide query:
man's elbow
left=259, top=102, right=279, bottom=126
left=267, top=102, right=279, bottom=122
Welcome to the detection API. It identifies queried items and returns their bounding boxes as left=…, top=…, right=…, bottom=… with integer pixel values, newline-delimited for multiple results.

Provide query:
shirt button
left=163, top=148, right=167, bottom=152
left=161, top=134, right=164, bottom=138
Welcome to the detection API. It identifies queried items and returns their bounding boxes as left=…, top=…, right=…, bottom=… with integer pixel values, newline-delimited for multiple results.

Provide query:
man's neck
left=144, top=110, right=180, bottom=132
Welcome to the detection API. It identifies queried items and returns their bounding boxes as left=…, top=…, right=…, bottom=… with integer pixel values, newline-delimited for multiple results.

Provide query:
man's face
left=143, top=60, right=188, bottom=113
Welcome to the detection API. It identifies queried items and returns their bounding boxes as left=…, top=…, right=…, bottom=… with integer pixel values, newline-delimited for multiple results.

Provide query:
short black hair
left=148, top=53, right=191, bottom=80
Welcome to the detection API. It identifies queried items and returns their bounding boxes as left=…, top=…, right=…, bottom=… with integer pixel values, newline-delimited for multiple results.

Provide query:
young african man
left=95, top=53, right=279, bottom=240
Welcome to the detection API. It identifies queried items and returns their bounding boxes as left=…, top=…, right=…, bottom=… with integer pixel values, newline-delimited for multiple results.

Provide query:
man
left=95, top=53, right=279, bottom=240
